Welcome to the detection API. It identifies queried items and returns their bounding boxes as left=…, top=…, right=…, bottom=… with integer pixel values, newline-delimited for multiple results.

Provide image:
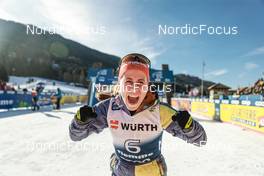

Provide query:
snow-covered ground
left=9, top=76, right=88, bottom=95
left=0, top=106, right=264, bottom=176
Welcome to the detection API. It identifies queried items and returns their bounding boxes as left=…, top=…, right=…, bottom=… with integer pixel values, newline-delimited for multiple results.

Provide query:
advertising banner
left=171, top=98, right=191, bottom=111
left=220, top=104, right=264, bottom=133
left=191, top=101, right=215, bottom=119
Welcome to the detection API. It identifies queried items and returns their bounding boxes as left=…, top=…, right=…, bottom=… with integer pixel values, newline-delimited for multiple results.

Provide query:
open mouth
left=127, top=95, right=139, bottom=105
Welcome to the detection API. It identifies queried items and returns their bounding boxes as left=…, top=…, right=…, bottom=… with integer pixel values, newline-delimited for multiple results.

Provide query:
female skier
left=69, top=53, right=207, bottom=176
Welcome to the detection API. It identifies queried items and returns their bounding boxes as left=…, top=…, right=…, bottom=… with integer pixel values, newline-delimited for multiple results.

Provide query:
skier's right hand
left=75, top=105, right=97, bottom=123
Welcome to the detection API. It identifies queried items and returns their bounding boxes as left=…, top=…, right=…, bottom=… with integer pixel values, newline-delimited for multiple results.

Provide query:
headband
left=118, top=61, right=150, bottom=81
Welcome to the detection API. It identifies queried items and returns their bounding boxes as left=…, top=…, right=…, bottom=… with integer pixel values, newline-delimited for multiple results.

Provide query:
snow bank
left=9, top=76, right=88, bottom=95
left=0, top=107, right=264, bottom=176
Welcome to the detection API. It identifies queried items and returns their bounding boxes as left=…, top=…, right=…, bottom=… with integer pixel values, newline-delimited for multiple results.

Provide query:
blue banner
left=0, top=91, right=52, bottom=110
left=150, top=69, right=174, bottom=83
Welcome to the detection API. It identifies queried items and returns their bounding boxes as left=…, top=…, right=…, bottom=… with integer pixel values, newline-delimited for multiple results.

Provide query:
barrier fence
left=0, top=91, right=88, bottom=110
left=2, top=91, right=263, bottom=132
left=171, top=98, right=264, bottom=133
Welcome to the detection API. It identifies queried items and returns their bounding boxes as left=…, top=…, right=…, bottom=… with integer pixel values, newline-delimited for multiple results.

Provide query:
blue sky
left=0, top=0, right=264, bottom=88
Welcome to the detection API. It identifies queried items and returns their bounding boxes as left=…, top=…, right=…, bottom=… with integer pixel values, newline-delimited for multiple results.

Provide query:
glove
left=172, top=111, right=193, bottom=130
left=75, top=105, right=97, bottom=123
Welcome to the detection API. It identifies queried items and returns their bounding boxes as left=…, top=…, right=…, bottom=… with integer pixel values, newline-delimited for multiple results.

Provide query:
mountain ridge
left=0, top=19, right=120, bottom=84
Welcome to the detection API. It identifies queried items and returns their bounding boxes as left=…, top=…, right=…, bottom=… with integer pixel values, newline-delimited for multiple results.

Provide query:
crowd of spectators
left=0, top=80, right=16, bottom=91
left=237, top=78, right=264, bottom=96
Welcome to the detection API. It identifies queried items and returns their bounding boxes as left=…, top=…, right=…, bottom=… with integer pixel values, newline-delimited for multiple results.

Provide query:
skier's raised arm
left=159, top=102, right=207, bottom=146
left=69, top=99, right=110, bottom=141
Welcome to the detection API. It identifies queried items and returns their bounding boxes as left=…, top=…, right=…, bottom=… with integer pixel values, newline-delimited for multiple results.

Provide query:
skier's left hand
left=75, top=105, right=97, bottom=124
left=172, top=111, right=193, bottom=130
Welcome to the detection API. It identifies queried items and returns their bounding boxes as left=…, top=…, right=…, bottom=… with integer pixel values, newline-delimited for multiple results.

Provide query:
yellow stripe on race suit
left=135, top=160, right=162, bottom=176
left=76, top=109, right=81, bottom=121
left=159, top=104, right=175, bottom=129
left=185, top=116, right=193, bottom=129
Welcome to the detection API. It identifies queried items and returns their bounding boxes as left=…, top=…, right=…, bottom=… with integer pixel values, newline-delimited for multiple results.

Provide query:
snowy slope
left=0, top=106, right=264, bottom=176
left=9, top=76, right=88, bottom=95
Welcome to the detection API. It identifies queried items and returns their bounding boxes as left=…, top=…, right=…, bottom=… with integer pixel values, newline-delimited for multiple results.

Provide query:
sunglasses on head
left=119, top=53, right=151, bottom=67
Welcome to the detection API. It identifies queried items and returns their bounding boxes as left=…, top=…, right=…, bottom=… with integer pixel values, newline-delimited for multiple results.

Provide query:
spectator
left=55, top=88, right=62, bottom=110
left=0, top=80, right=6, bottom=91
left=31, top=88, right=40, bottom=111
left=22, top=88, right=28, bottom=93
